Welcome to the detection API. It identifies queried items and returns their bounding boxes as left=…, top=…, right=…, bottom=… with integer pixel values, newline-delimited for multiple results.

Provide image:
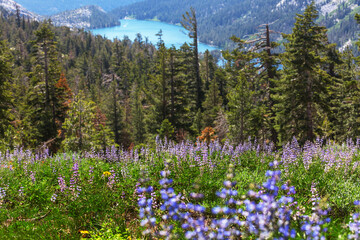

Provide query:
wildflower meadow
left=1, top=137, right=360, bottom=239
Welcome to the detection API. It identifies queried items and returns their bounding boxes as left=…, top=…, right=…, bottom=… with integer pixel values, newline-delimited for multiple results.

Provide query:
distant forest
left=50, top=5, right=121, bottom=29
left=1, top=2, right=360, bottom=152
left=112, top=0, right=360, bottom=49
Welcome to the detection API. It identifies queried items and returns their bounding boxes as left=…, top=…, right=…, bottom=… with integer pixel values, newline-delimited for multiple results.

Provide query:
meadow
left=1, top=137, right=360, bottom=239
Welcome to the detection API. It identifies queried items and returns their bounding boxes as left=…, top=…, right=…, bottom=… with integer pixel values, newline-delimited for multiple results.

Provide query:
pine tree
left=329, top=48, right=359, bottom=140
left=214, top=68, right=228, bottom=106
left=105, top=76, right=123, bottom=146
left=202, top=75, right=222, bottom=127
left=181, top=7, right=203, bottom=110
left=0, top=38, right=12, bottom=139
left=202, top=50, right=215, bottom=90
left=154, top=32, right=169, bottom=122
left=33, top=23, right=59, bottom=119
left=29, top=22, right=61, bottom=144
left=223, top=36, right=258, bottom=143
left=62, top=91, right=113, bottom=151
left=62, top=91, right=95, bottom=151
left=157, top=119, right=175, bottom=140
left=246, top=24, right=280, bottom=144
left=131, top=84, right=146, bottom=144
left=54, top=73, right=72, bottom=129
left=276, top=2, right=332, bottom=143
left=227, top=73, right=253, bottom=144
left=144, top=32, right=170, bottom=137
left=169, top=46, right=192, bottom=135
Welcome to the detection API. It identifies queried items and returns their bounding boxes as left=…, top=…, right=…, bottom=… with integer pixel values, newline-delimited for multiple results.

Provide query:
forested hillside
left=50, top=5, right=120, bottom=29
left=14, top=0, right=142, bottom=15
left=112, top=0, right=360, bottom=49
left=0, top=1, right=120, bottom=30
left=0, top=0, right=42, bottom=20
left=1, top=2, right=360, bottom=152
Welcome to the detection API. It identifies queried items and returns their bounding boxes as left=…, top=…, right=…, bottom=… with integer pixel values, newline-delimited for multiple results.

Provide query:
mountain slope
left=0, top=0, right=42, bottom=20
left=0, top=0, right=119, bottom=30
left=111, top=0, right=360, bottom=49
left=14, top=0, right=143, bottom=15
left=50, top=5, right=120, bottom=29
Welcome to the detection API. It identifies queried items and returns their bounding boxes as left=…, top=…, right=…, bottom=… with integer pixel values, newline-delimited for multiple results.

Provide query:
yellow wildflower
left=79, top=230, right=90, bottom=238
left=103, top=171, right=111, bottom=176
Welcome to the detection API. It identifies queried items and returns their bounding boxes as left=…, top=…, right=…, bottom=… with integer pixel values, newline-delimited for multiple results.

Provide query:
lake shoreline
left=91, top=18, right=220, bottom=53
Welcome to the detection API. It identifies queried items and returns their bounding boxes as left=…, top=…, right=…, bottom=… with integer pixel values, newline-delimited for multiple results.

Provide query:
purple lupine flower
left=107, top=170, right=116, bottom=189
left=30, top=171, right=36, bottom=184
left=243, top=165, right=296, bottom=239
left=88, top=166, right=94, bottom=184
left=69, top=161, right=81, bottom=199
left=210, top=164, right=243, bottom=239
left=300, top=182, right=330, bottom=240
left=58, top=176, right=67, bottom=193
left=51, top=193, right=57, bottom=203
left=137, top=166, right=157, bottom=237
left=18, top=186, right=24, bottom=197
left=158, top=161, right=183, bottom=239
left=0, top=187, right=6, bottom=200
left=349, top=201, right=360, bottom=239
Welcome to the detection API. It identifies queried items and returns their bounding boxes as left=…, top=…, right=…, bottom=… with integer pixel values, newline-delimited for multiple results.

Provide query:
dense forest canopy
left=1, top=2, right=360, bottom=152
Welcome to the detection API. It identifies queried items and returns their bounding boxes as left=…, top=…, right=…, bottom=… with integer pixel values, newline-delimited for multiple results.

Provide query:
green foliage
left=1, top=140, right=360, bottom=238
left=202, top=72, right=222, bottom=127
left=131, top=85, right=146, bottom=144
left=181, top=7, right=203, bottom=111
left=227, top=73, right=253, bottom=144
left=157, top=119, right=175, bottom=140
left=88, top=219, right=131, bottom=239
left=0, top=38, right=12, bottom=139
left=103, top=79, right=123, bottom=146
left=62, top=92, right=114, bottom=151
left=275, top=2, right=334, bottom=144
left=2, top=2, right=360, bottom=150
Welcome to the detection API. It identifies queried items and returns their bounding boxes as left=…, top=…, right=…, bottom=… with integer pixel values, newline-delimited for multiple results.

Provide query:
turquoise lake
left=91, top=19, right=219, bottom=53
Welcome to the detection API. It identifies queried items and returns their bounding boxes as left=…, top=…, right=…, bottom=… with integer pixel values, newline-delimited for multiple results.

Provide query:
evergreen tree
left=227, top=73, right=253, bottom=144
left=54, top=73, right=72, bottom=129
left=62, top=91, right=113, bottom=151
left=102, top=74, right=123, bottom=146
left=33, top=23, right=60, bottom=120
left=329, top=48, right=359, bottom=140
left=276, top=2, right=332, bottom=143
left=214, top=68, right=227, bottom=106
left=28, top=22, right=61, bottom=144
left=247, top=24, right=280, bottom=144
left=131, top=84, right=146, bottom=144
left=157, top=119, right=175, bottom=140
left=181, top=7, right=203, bottom=110
left=167, top=44, right=192, bottom=135
left=202, top=75, right=222, bottom=127
left=144, top=32, right=170, bottom=137
left=223, top=36, right=258, bottom=143
left=0, top=38, right=12, bottom=139
left=201, top=49, right=216, bottom=90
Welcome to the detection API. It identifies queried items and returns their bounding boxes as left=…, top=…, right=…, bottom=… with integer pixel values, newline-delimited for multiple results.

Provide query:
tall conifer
left=276, top=2, right=332, bottom=143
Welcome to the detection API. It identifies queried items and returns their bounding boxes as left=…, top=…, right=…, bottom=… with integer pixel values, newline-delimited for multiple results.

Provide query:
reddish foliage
left=197, top=127, right=217, bottom=144
left=93, top=108, right=107, bottom=130
left=55, top=73, right=72, bottom=97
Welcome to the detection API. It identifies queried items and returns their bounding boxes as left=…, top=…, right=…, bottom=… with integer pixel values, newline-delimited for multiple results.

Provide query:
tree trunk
left=170, top=51, right=175, bottom=120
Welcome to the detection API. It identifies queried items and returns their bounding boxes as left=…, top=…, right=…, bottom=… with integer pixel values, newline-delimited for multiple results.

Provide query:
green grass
left=0, top=144, right=360, bottom=239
